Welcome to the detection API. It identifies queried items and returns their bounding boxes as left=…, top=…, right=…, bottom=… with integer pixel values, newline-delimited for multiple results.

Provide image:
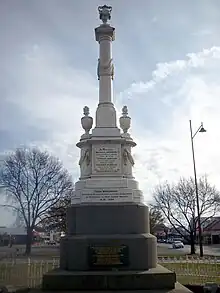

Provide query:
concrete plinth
left=60, top=233, right=157, bottom=271
left=33, top=283, right=194, bottom=293
left=66, top=203, right=150, bottom=235
left=42, top=265, right=176, bottom=291
left=60, top=203, right=157, bottom=271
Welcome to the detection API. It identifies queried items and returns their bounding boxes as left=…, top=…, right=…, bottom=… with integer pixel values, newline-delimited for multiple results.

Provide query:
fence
left=0, top=249, right=24, bottom=262
left=0, top=257, right=219, bottom=288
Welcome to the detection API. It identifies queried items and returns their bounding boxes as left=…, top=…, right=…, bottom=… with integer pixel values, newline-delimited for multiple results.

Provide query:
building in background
left=0, top=226, right=65, bottom=246
left=196, top=217, right=220, bottom=244
left=0, top=227, right=27, bottom=245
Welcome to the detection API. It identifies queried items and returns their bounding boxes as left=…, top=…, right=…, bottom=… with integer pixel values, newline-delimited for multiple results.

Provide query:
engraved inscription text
left=94, top=145, right=120, bottom=173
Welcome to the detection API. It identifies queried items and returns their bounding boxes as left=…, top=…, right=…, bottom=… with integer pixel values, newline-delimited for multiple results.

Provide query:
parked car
left=172, top=241, right=184, bottom=249
left=157, top=238, right=165, bottom=243
left=48, top=240, right=57, bottom=245
left=167, top=238, right=173, bottom=244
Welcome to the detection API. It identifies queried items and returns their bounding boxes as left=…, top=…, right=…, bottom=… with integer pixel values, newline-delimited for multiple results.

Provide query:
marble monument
left=72, top=7, right=143, bottom=205
left=42, top=5, right=181, bottom=291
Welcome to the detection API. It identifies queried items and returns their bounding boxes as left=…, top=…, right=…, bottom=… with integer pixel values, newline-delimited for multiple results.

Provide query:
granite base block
left=3, top=282, right=194, bottom=293
left=42, top=265, right=176, bottom=291
left=40, top=283, right=193, bottom=293
left=60, top=233, right=157, bottom=271
left=66, top=203, right=150, bottom=235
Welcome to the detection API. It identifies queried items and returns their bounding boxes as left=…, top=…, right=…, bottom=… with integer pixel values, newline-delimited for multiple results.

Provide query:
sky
left=1, top=0, right=220, bottom=226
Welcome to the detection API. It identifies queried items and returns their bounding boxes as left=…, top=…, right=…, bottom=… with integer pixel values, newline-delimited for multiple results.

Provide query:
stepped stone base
left=60, top=233, right=157, bottom=271
left=66, top=203, right=150, bottom=235
left=42, top=265, right=176, bottom=291
left=3, top=282, right=194, bottom=293
left=60, top=203, right=157, bottom=271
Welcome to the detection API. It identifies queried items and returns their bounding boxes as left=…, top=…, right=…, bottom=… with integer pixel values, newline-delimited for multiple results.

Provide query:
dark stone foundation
left=42, top=203, right=184, bottom=291
left=42, top=265, right=176, bottom=291
left=61, top=203, right=157, bottom=271
left=60, top=233, right=157, bottom=271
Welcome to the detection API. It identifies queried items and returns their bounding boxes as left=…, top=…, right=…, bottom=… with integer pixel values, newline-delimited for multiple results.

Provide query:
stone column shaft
left=99, top=37, right=112, bottom=104
left=94, top=25, right=117, bottom=131
left=99, top=76, right=112, bottom=104
left=99, top=36, right=111, bottom=64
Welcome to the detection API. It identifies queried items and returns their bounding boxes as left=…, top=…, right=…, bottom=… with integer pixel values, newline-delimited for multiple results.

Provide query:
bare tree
left=149, top=206, right=165, bottom=235
left=0, top=148, right=74, bottom=255
left=152, top=176, right=220, bottom=254
left=40, top=195, right=71, bottom=232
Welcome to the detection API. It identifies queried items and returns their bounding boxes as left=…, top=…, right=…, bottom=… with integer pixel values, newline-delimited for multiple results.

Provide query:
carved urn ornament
left=81, top=106, right=93, bottom=135
left=119, top=105, right=131, bottom=134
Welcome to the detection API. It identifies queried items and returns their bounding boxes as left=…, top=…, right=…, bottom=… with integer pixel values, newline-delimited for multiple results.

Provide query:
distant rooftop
left=0, top=227, right=26, bottom=235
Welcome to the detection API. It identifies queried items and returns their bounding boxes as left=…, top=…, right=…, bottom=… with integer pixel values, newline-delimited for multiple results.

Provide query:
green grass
left=0, top=262, right=56, bottom=287
left=162, top=262, right=220, bottom=285
left=0, top=261, right=219, bottom=287
left=158, top=254, right=219, bottom=259
left=158, top=253, right=187, bottom=257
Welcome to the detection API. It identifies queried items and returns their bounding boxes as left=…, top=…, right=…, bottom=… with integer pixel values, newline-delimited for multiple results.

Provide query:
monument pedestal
left=60, top=233, right=156, bottom=271
left=42, top=265, right=176, bottom=291
left=59, top=203, right=157, bottom=271
left=42, top=203, right=177, bottom=291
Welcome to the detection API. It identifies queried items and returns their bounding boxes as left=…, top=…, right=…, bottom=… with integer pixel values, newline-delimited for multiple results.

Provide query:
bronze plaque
left=88, top=245, right=129, bottom=267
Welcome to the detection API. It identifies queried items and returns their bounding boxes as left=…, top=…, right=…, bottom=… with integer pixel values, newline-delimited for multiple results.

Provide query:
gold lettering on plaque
left=88, top=245, right=129, bottom=266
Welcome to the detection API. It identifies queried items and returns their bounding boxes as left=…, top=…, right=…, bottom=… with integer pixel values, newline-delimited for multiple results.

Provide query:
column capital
left=95, top=25, right=115, bottom=42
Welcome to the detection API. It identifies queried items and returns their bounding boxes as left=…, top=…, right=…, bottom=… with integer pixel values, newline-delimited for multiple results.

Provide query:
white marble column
left=93, top=23, right=119, bottom=135
left=98, top=34, right=113, bottom=104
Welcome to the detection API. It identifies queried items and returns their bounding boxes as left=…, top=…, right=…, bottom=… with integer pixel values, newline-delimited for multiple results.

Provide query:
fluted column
left=93, top=6, right=118, bottom=132
left=97, top=32, right=114, bottom=104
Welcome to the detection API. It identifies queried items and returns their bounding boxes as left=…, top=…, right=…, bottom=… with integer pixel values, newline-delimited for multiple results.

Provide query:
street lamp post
left=189, top=120, right=206, bottom=257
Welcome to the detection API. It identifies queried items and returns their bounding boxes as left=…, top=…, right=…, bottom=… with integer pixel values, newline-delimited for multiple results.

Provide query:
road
left=157, top=243, right=220, bottom=256
left=0, top=243, right=220, bottom=261
left=0, top=245, right=59, bottom=260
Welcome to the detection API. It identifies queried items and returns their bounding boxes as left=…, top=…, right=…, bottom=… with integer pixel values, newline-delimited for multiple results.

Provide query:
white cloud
left=2, top=43, right=99, bottom=173
left=2, top=41, right=220, bottom=225
left=191, top=29, right=213, bottom=36
left=125, top=46, right=220, bottom=199
left=121, top=47, right=220, bottom=100
left=2, top=0, right=220, bottom=226
left=152, top=16, right=158, bottom=23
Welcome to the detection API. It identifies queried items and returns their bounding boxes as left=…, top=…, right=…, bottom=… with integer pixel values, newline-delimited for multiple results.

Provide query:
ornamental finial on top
left=122, top=105, right=128, bottom=116
left=98, top=5, right=112, bottom=24
left=83, top=106, right=90, bottom=116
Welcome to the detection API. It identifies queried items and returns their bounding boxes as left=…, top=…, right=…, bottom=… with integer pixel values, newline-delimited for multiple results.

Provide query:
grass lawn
left=158, top=252, right=189, bottom=258
left=0, top=262, right=57, bottom=287
left=162, top=262, right=220, bottom=284
left=158, top=254, right=219, bottom=259
left=0, top=261, right=219, bottom=287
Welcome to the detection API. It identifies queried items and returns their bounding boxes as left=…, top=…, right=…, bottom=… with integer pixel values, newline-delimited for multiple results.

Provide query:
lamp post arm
left=192, top=124, right=202, bottom=139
